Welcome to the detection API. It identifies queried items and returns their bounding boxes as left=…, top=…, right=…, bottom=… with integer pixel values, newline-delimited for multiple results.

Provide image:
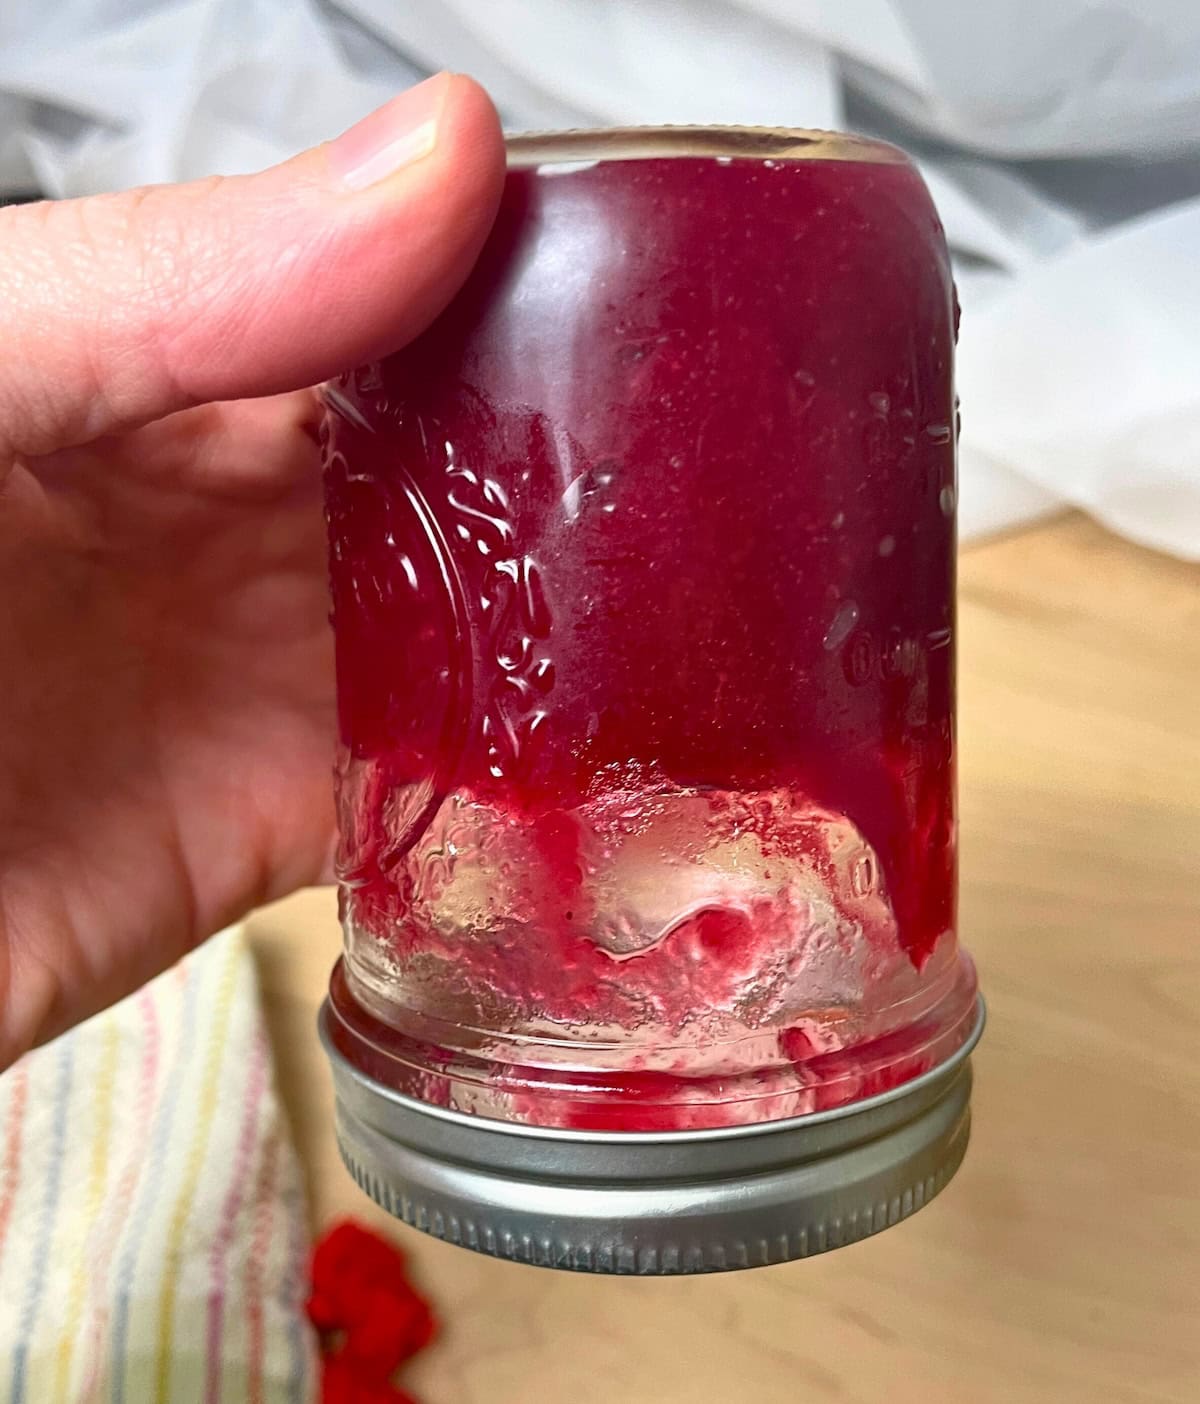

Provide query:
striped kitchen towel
left=0, top=926, right=318, bottom=1403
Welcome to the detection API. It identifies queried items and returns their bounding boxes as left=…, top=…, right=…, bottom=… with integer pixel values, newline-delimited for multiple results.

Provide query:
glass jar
left=320, top=127, right=982, bottom=1268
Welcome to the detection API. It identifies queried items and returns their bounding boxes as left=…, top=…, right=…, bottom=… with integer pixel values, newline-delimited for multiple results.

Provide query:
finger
left=0, top=73, right=505, bottom=462
left=107, top=393, right=325, bottom=498
left=30, top=392, right=324, bottom=499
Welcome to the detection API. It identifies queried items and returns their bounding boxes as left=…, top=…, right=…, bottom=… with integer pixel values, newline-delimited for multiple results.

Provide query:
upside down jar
left=319, top=126, right=984, bottom=1274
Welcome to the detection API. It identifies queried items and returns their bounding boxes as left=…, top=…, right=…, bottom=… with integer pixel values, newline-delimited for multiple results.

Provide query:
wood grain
left=247, top=513, right=1200, bottom=1404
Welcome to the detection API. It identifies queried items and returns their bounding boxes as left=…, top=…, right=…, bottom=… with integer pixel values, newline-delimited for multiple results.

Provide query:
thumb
left=0, top=73, right=505, bottom=462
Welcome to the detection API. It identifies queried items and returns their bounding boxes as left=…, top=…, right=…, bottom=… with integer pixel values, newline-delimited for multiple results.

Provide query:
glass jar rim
left=505, top=125, right=907, bottom=169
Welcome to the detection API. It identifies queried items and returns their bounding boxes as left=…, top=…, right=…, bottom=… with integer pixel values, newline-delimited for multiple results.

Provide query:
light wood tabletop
left=247, top=512, right=1200, bottom=1404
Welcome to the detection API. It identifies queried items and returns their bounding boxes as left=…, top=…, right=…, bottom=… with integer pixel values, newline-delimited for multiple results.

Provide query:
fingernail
left=329, top=74, right=449, bottom=191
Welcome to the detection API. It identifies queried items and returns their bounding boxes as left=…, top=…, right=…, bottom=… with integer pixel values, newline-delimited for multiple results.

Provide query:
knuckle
left=0, top=177, right=235, bottom=452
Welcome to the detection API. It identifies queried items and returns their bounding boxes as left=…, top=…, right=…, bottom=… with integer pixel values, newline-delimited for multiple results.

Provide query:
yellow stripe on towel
left=53, top=1018, right=121, bottom=1397
left=153, top=935, right=242, bottom=1403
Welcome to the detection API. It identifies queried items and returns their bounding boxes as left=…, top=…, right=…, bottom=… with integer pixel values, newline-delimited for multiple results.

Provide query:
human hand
left=0, top=74, right=505, bottom=1067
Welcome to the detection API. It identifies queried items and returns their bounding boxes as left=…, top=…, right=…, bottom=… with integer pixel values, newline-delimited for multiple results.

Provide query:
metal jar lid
left=320, top=996, right=984, bottom=1275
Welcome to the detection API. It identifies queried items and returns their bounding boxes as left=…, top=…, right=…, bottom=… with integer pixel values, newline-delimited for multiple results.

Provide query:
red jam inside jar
left=322, top=128, right=978, bottom=1131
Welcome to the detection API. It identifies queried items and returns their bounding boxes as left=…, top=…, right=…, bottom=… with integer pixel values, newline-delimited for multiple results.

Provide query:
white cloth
left=2, top=0, right=1198, bottom=557
left=0, top=927, right=318, bottom=1403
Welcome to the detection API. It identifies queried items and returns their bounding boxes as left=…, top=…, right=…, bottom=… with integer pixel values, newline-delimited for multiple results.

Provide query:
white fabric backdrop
left=2, top=0, right=1198, bottom=556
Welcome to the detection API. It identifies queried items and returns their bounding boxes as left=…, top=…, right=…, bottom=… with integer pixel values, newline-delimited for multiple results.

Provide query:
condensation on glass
left=321, top=126, right=979, bottom=1131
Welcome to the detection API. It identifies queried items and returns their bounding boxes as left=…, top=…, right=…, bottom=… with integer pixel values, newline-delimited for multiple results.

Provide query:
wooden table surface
left=247, top=513, right=1200, bottom=1404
